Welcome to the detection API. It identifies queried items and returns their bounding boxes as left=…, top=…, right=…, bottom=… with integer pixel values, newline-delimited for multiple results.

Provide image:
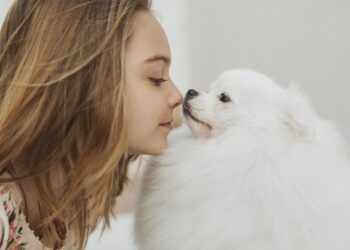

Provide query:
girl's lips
left=160, top=122, right=173, bottom=129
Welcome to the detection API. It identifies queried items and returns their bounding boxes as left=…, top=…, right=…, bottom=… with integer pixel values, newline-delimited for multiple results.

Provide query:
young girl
left=0, top=0, right=183, bottom=249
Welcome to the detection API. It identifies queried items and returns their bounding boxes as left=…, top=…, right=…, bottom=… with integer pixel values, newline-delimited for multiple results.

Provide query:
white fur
left=134, top=69, right=350, bottom=250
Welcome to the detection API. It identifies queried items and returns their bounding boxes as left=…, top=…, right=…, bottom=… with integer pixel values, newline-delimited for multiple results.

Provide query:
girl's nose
left=169, top=85, right=183, bottom=109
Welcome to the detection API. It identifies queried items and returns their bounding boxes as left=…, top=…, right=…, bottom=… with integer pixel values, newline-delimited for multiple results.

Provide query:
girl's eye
left=219, top=92, right=231, bottom=103
left=149, top=77, right=167, bottom=87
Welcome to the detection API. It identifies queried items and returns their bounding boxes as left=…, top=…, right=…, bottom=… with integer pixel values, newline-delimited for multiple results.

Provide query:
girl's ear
left=281, top=84, right=316, bottom=142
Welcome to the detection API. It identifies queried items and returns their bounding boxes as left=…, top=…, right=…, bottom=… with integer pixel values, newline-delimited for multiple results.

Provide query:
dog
left=134, top=69, right=350, bottom=250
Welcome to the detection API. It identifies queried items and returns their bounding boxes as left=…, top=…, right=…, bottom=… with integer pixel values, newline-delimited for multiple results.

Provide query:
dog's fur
left=134, top=69, right=350, bottom=250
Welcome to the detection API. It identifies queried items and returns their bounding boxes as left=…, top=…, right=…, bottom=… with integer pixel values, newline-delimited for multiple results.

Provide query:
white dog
left=134, top=69, right=350, bottom=250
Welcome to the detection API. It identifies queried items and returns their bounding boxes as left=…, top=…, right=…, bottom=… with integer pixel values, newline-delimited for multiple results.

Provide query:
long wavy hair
left=0, top=0, right=150, bottom=248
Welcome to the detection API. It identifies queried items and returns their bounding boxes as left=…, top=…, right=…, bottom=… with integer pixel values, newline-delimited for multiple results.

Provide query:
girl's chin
left=129, top=142, right=167, bottom=156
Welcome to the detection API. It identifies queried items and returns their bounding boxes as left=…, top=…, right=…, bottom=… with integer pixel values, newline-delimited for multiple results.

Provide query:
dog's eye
left=219, top=92, right=231, bottom=103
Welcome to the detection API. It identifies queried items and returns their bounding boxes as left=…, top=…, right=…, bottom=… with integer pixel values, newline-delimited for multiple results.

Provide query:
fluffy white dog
left=134, top=69, right=350, bottom=250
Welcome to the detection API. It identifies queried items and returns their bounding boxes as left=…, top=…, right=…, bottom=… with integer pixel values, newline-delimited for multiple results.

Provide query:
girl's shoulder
left=0, top=175, right=27, bottom=250
left=0, top=172, right=78, bottom=250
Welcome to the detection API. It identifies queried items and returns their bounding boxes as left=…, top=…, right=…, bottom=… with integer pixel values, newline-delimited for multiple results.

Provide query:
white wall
left=185, top=0, right=350, bottom=140
left=0, top=1, right=13, bottom=25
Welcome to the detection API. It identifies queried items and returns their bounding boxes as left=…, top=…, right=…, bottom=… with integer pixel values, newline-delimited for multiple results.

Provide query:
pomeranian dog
left=134, top=69, right=350, bottom=250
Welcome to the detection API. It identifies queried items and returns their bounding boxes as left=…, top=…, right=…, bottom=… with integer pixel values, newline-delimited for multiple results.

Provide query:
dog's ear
left=283, top=113, right=315, bottom=141
left=281, top=84, right=316, bottom=142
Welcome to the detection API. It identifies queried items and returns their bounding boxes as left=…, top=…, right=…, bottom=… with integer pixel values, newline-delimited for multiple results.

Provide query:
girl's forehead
left=126, top=11, right=171, bottom=67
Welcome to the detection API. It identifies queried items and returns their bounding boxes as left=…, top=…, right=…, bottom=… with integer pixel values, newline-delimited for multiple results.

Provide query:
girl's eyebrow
left=143, top=54, right=171, bottom=65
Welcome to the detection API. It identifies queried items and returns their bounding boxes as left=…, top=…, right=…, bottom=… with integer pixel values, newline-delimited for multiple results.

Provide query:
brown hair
left=0, top=0, right=150, bottom=248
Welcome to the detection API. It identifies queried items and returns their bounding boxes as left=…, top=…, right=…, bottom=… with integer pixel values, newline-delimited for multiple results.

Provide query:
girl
left=0, top=0, right=183, bottom=249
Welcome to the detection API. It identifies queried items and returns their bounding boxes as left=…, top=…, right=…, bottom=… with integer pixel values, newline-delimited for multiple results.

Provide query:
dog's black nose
left=185, top=89, right=199, bottom=100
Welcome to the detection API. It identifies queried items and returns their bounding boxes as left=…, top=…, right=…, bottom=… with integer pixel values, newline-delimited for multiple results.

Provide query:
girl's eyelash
left=149, top=77, right=167, bottom=86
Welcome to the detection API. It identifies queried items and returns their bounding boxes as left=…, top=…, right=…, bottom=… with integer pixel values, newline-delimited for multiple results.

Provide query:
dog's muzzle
left=182, top=89, right=212, bottom=130
left=185, top=89, right=199, bottom=101
left=183, top=89, right=198, bottom=113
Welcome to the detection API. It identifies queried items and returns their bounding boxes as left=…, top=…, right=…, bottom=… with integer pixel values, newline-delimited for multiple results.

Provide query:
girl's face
left=125, top=10, right=183, bottom=155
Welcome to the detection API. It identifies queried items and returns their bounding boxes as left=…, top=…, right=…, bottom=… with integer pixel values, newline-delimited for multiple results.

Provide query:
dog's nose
left=185, top=89, right=199, bottom=100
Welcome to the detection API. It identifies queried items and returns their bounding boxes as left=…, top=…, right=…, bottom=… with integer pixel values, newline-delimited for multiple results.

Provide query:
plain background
left=1, top=1, right=349, bottom=249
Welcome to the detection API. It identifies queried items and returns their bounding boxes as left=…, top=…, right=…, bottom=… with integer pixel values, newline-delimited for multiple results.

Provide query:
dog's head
left=183, top=68, right=317, bottom=142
